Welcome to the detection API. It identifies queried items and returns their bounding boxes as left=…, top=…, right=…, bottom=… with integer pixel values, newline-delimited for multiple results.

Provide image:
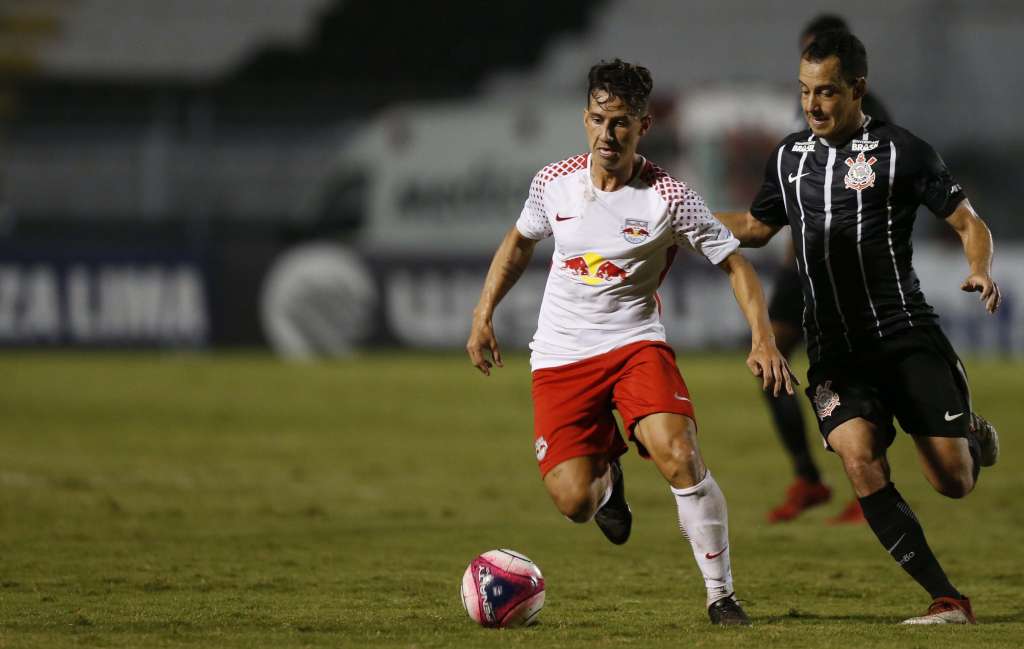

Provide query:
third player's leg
left=773, top=319, right=803, bottom=358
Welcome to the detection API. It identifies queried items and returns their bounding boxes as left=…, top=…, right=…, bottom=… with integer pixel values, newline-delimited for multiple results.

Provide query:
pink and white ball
left=460, top=549, right=545, bottom=628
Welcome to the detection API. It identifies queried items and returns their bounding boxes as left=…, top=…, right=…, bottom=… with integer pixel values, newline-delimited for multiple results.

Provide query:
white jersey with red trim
left=515, top=153, right=739, bottom=370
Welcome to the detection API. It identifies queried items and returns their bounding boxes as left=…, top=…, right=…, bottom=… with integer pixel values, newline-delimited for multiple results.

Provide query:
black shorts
left=768, top=264, right=804, bottom=329
left=805, top=326, right=971, bottom=448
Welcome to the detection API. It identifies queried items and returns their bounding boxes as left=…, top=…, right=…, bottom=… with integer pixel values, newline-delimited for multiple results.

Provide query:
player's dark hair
left=586, top=59, right=653, bottom=116
left=801, top=14, right=850, bottom=41
left=802, top=30, right=868, bottom=85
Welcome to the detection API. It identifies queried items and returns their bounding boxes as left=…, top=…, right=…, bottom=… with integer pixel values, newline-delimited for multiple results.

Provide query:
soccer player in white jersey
left=466, top=59, right=794, bottom=626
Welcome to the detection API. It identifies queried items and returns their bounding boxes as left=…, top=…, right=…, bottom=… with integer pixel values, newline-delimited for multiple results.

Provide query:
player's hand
left=466, top=316, right=503, bottom=376
left=961, top=273, right=1001, bottom=314
left=746, top=339, right=797, bottom=397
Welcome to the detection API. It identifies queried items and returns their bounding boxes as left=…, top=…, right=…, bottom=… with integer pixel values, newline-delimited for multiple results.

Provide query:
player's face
left=799, top=56, right=865, bottom=141
left=583, top=91, right=651, bottom=170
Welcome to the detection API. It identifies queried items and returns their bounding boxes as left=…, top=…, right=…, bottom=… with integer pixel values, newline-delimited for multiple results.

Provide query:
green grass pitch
left=1, top=351, right=1021, bottom=648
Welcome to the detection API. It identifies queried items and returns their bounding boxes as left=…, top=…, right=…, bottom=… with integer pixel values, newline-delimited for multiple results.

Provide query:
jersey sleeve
left=671, top=189, right=740, bottom=265
left=749, top=146, right=789, bottom=226
left=909, top=136, right=966, bottom=219
left=514, top=170, right=553, bottom=240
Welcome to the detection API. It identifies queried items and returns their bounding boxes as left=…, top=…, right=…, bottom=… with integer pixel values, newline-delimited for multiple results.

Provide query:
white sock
left=595, top=465, right=614, bottom=511
left=670, top=470, right=734, bottom=607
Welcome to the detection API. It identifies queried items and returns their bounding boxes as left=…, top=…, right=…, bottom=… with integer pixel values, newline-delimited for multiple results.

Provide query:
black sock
left=858, top=482, right=962, bottom=600
left=765, top=391, right=820, bottom=483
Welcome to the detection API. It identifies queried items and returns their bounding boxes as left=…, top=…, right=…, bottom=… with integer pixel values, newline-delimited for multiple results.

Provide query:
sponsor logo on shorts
left=814, top=380, right=841, bottom=420
left=944, top=411, right=964, bottom=422
left=792, top=141, right=815, bottom=153
left=673, top=393, right=690, bottom=402
left=534, top=436, right=548, bottom=461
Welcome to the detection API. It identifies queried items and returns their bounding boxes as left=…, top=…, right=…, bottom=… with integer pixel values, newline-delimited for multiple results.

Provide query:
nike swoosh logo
left=944, top=411, right=964, bottom=422
left=705, top=547, right=727, bottom=560
left=887, top=533, right=906, bottom=554
left=555, top=214, right=578, bottom=222
left=674, top=393, right=690, bottom=402
left=788, top=172, right=811, bottom=183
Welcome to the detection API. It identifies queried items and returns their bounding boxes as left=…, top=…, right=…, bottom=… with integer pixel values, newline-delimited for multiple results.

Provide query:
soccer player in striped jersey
left=718, top=30, right=1000, bottom=625
left=761, top=12, right=897, bottom=524
left=763, top=14, right=893, bottom=525
left=467, top=59, right=794, bottom=625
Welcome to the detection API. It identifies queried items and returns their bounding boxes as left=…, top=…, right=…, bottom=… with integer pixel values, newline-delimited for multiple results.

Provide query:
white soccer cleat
left=900, top=596, right=976, bottom=625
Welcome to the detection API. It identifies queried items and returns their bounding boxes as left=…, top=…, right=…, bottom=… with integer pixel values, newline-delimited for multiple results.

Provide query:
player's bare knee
left=662, top=445, right=702, bottom=484
left=551, top=484, right=597, bottom=522
left=838, top=453, right=885, bottom=492
left=839, top=452, right=876, bottom=477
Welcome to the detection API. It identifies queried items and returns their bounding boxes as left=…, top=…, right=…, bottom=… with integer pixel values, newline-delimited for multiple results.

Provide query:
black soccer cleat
left=970, top=413, right=999, bottom=467
left=708, top=595, right=751, bottom=626
left=594, top=458, right=632, bottom=545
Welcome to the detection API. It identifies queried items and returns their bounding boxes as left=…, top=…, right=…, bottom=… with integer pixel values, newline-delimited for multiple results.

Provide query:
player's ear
left=851, top=77, right=867, bottom=100
left=639, top=113, right=653, bottom=136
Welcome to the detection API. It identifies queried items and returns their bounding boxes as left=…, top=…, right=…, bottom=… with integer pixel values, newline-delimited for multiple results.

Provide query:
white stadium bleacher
left=25, top=0, right=333, bottom=80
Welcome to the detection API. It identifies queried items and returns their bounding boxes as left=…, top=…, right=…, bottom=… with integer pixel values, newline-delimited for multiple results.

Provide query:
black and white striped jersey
left=750, top=117, right=965, bottom=361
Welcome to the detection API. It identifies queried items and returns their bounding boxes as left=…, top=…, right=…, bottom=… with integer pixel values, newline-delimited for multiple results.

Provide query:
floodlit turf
left=1, top=351, right=1022, bottom=648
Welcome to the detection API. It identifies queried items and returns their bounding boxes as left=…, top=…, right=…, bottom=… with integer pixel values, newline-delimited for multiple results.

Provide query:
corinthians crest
left=844, top=151, right=877, bottom=191
left=813, top=380, right=841, bottom=420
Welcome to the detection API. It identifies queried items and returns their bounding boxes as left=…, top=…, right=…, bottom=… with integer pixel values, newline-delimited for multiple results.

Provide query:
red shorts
left=530, top=340, right=696, bottom=476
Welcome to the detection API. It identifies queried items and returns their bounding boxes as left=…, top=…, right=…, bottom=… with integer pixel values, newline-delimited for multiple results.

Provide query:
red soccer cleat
left=767, top=477, right=832, bottom=523
left=827, top=499, right=867, bottom=525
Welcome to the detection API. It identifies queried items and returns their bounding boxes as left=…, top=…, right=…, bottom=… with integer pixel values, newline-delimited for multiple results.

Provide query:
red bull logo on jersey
left=844, top=151, right=877, bottom=191
left=621, top=219, right=650, bottom=244
left=560, top=253, right=629, bottom=285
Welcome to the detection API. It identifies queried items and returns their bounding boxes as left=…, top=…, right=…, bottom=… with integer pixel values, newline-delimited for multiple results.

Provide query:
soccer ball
left=460, top=549, right=545, bottom=628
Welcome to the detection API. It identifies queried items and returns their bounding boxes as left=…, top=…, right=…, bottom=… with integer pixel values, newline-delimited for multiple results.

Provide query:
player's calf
left=912, top=435, right=975, bottom=499
left=928, top=471, right=973, bottom=500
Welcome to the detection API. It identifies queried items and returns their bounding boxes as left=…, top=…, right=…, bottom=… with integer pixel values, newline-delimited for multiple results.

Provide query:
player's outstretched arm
left=945, top=199, right=1001, bottom=314
left=718, top=252, right=796, bottom=397
left=467, top=226, right=539, bottom=376
left=714, top=211, right=781, bottom=248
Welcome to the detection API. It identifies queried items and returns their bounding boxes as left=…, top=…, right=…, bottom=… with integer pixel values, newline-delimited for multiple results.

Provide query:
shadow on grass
left=757, top=609, right=1024, bottom=625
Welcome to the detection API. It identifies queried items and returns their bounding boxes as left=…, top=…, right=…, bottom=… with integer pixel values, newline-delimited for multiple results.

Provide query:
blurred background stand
left=0, top=0, right=1020, bottom=356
